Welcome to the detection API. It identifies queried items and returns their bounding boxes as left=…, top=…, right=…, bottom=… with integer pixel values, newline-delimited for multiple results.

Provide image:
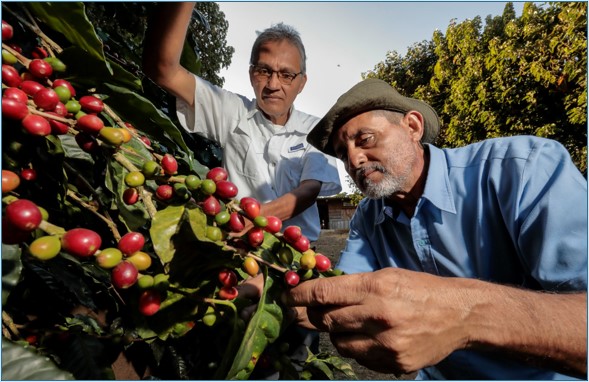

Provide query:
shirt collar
left=421, top=144, right=457, bottom=214
left=247, top=102, right=307, bottom=133
left=374, top=144, right=456, bottom=224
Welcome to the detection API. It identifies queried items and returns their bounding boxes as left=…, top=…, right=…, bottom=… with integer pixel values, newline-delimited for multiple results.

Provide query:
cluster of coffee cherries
left=2, top=17, right=334, bottom=319
left=1, top=180, right=165, bottom=316
left=2, top=162, right=333, bottom=319
left=2, top=19, right=150, bottom=152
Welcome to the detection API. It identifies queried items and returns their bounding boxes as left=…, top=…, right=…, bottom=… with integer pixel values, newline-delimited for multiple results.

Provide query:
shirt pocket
left=277, top=149, right=304, bottom=186
left=226, top=131, right=259, bottom=181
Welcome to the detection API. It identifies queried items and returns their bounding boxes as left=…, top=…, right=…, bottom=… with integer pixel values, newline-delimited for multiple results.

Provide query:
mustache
left=352, top=164, right=386, bottom=180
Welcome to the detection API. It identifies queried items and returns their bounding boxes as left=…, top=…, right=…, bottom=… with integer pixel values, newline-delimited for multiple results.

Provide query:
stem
left=102, top=103, right=153, bottom=152
left=101, top=103, right=125, bottom=128
left=2, top=4, right=63, bottom=54
left=165, top=175, right=186, bottom=183
left=224, top=244, right=288, bottom=273
left=246, top=252, right=287, bottom=273
left=38, top=220, right=66, bottom=236
left=118, top=146, right=148, bottom=161
left=112, top=152, right=158, bottom=218
left=66, top=190, right=122, bottom=241
left=167, top=287, right=238, bottom=314
left=28, top=106, right=76, bottom=126
left=2, top=311, right=19, bottom=339
left=1, top=42, right=31, bottom=66
left=62, top=161, right=123, bottom=240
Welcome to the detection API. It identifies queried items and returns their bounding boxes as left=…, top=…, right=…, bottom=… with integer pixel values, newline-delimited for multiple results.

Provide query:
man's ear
left=404, top=111, right=425, bottom=142
left=297, top=74, right=308, bottom=94
left=248, top=67, right=255, bottom=88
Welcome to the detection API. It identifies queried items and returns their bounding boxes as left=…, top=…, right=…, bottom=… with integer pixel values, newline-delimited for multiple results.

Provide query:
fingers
left=239, top=303, right=258, bottom=322
left=235, top=274, right=264, bottom=322
left=235, top=273, right=264, bottom=300
left=287, top=306, right=318, bottom=330
left=330, top=332, right=401, bottom=374
left=305, top=303, right=386, bottom=334
left=283, top=272, right=370, bottom=308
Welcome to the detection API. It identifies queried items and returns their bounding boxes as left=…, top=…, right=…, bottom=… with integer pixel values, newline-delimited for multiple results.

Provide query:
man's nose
left=266, top=72, right=282, bottom=89
left=347, top=146, right=366, bottom=171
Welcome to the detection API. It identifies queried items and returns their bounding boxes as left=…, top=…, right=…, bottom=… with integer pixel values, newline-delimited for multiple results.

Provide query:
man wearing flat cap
left=284, top=78, right=587, bottom=380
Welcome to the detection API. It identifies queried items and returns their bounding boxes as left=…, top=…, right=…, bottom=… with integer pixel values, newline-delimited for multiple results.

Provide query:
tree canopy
left=363, top=2, right=587, bottom=175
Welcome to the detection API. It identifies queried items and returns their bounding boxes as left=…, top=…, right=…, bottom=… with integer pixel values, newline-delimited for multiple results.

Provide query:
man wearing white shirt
left=143, top=2, right=341, bottom=241
left=143, top=4, right=341, bottom=378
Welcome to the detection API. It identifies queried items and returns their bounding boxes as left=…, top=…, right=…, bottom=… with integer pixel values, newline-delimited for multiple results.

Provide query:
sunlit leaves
left=364, top=2, right=586, bottom=174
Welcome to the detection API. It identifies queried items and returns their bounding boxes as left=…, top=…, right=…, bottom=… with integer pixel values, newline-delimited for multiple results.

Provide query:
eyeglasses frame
left=249, top=64, right=303, bottom=85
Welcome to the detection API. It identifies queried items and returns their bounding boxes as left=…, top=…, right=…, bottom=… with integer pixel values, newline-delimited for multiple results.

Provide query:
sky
left=217, top=2, right=525, bottom=192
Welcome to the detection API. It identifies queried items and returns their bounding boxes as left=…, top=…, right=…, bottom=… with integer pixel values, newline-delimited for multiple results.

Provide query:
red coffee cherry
left=314, top=253, right=332, bottom=272
left=284, top=270, right=300, bottom=287
left=218, top=268, right=238, bottom=288
left=5, top=199, right=42, bottom=231
left=61, top=228, right=102, bottom=257
left=111, top=261, right=138, bottom=289
left=160, top=154, right=178, bottom=175
left=79, top=95, right=104, bottom=114
left=206, top=167, right=228, bottom=182
left=118, top=231, right=145, bottom=256
left=138, top=289, right=161, bottom=316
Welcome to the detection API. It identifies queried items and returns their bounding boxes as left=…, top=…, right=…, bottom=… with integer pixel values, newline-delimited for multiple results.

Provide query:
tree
left=85, top=2, right=233, bottom=169
left=363, top=2, right=587, bottom=175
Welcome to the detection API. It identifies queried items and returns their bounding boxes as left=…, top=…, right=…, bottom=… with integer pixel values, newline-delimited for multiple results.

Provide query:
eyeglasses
left=250, top=65, right=302, bottom=85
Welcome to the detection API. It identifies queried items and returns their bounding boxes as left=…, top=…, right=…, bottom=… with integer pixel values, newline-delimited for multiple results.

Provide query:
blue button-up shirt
left=337, top=136, right=587, bottom=380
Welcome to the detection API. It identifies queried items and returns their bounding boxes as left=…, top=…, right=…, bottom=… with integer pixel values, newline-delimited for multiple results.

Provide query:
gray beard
left=361, top=173, right=406, bottom=199
left=354, top=164, right=407, bottom=199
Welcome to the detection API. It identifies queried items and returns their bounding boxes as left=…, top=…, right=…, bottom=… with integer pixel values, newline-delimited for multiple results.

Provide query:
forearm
left=143, top=2, right=196, bottom=102
left=461, top=278, right=587, bottom=377
left=260, top=180, right=321, bottom=223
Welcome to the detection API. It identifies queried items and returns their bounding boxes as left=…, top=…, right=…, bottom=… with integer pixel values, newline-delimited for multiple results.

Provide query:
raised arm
left=143, top=2, right=197, bottom=106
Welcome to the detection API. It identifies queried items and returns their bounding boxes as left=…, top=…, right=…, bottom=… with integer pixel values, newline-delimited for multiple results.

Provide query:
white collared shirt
left=175, top=75, right=341, bottom=240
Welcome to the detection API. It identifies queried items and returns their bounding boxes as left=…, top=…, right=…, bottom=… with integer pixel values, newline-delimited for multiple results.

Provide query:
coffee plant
left=1, top=3, right=355, bottom=380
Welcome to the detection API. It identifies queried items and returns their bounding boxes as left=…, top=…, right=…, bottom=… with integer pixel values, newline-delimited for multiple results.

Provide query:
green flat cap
left=307, top=78, right=440, bottom=156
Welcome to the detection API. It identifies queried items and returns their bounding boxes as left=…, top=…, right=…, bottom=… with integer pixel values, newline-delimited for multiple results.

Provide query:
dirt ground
left=313, top=230, right=415, bottom=380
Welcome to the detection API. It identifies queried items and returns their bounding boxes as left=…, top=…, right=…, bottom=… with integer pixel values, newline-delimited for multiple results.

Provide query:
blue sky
left=217, top=2, right=526, bottom=192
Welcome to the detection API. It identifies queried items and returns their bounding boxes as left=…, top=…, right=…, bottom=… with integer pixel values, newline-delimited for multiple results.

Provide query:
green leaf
left=65, top=314, right=105, bottom=336
left=101, top=83, right=197, bottom=171
left=26, top=2, right=106, bottom=63
left=150, top=204, right=186, bottom=264
left=306, top=352, right=357, bottom=380
left=58, top=46, right=141, bottom=91
left=58, top=134, right=94, bottom=164
left=24, top=254, right=99, bottom=310
left=223, top=272, right=283, bottom=380
left=56, top=333, right=115, bottom=380
left=2, top=244, right=22, bottom=305
left=105, top=156, right=149, bottom=232
left=185, top=203, right=208, bottom=242
left=1, top=338, right=75, bottom=380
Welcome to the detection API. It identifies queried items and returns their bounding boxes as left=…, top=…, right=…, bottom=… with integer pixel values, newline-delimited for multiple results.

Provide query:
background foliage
left=363, top=2, right=587, bottom=176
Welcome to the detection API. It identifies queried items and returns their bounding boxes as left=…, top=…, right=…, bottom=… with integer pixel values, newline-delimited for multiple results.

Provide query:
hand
left=235, top=273, right=264, bottom=322
left=283, top=268, right=470, bottom=374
